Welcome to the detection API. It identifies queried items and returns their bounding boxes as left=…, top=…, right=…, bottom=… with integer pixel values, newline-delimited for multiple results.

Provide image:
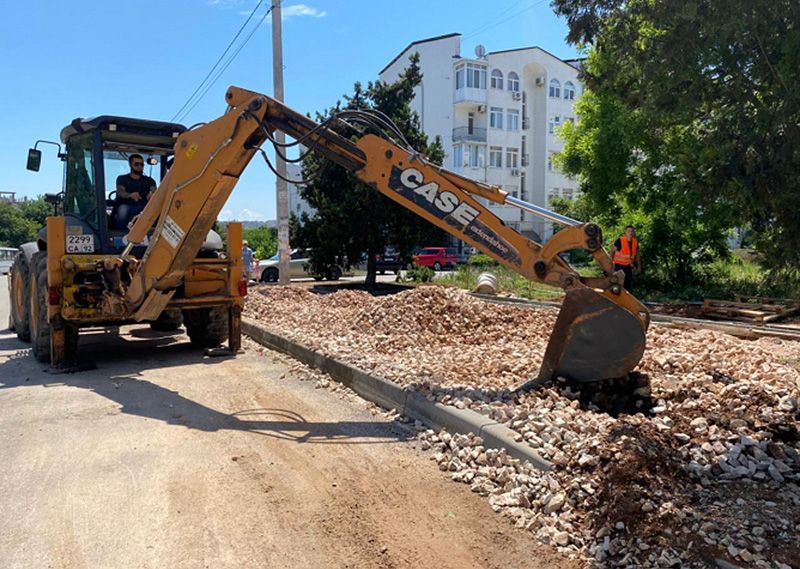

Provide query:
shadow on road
left=0, top=325, right=412, bottom=446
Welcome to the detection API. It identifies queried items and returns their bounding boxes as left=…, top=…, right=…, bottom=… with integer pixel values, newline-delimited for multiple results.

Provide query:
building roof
left=487, top=45, right=582, bottom=68
left=379, top=32, right=461, bottom=76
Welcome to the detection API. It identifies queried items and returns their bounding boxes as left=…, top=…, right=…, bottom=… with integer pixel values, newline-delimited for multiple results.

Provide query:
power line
left=171, top=0, right=264, bottom=122
left=462, top=0, right=549, bottom=41
left=461, top=0, right=527, bottom=39
left=175, top=5, right=273, bottom=123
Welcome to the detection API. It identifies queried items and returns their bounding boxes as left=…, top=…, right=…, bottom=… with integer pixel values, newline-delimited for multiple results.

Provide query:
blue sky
left=0, top=0, right=579, bottom=221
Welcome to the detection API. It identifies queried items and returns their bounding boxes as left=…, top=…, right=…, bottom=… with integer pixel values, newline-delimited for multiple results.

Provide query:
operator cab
left=55, top=116, right=185, bottom=254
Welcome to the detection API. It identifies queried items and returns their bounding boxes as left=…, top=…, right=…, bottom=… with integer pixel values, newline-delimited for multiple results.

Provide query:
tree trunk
left=365, top=249, right=377, bottom=287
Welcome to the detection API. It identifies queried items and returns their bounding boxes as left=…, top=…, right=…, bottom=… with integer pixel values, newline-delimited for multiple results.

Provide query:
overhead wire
left=175, top=3, right=274, bottom=124
left=171, top=0, right=264, bottom=122
left=462, top=0, right=550, bottom=40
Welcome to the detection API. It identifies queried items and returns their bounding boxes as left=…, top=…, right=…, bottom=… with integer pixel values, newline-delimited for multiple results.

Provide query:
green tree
left=295, top=54, right=446, bottom=285
left=243, top=224, right=277, bottom=260
left=0, top=202, right=39, bottom=247
left=553, top=0, right=800, bottom=284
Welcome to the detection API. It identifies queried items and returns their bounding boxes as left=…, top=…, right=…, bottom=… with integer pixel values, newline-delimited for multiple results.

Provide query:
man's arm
left=116, top=177, right=142, bottom=202
left=610, top=239, right=620, bottom=263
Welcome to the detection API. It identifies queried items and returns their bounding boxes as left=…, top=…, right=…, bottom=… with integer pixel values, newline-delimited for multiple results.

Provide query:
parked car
left=374, top=248, right=408, bottom=274
left=412, top=247, right=461, bottom=271
left=259, top=249, right=342, bottom=282
left=0, top=247, right=17, bottom=275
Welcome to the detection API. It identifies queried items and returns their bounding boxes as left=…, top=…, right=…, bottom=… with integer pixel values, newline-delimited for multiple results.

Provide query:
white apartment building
left=379, top=33, right=582, bottom=241
left=286, top=162, right=316, bottom=220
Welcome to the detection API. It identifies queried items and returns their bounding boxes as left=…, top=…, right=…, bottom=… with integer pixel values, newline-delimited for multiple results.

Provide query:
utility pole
left=272, top=0, right=290, bottom=285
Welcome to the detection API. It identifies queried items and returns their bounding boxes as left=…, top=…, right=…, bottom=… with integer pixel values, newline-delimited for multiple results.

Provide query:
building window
left=456, top=62, right=487, bottom=89
left=506, top=148, right=519, bottom=169
left=490, top=107, right=503, bottom=129
left=507, top=71, right=520, bottom=92
left=507, top=109, right=520, bottom=131
left=489, top=146, right=503, bottom=168
left=548, top=115, right=561, bottom=134
left=562, top=188, right=574, bottom=200
left=467, top=144, right=485, bottom=168
left=547, top=154, right=553, bottom=172
left=490, top=69, right=504, bottom=89
left=549, top=78, right=561, bottom=98
left=547, top=188, right=559, bottom=205
left=453, top=145, right=464, bottom=168
left=564, top=81, right=576, bottom=100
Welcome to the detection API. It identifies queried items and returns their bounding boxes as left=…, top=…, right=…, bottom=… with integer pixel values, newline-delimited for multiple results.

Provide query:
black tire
left=30, top=252, right=50, bottom=362
left=327, top=266, right=342, bottom=281
left=261, top=267, right=279, bottom=283
left=183, top=307, right=229, bottom=348
left=378, top=269, right=385, bottom=275
left=150, top=308, right=183, bottom=331
left=29, top=252, right=78, bottom=364
left=10, top=252, right=31, bottom=341
left=433, top=262, right=442, bottom=271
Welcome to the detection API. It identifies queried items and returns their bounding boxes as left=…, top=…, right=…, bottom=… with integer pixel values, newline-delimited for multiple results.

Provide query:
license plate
left=66, top=234, right=94, bottom=253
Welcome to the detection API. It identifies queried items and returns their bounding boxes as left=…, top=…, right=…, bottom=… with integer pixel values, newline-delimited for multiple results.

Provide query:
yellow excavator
left=9, top=86, right=648, bottom=383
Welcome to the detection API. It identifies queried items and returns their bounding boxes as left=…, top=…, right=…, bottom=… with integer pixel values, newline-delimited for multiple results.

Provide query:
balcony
left=453, top=87, right=488, bottom=106
left=452, top=127, right=487, bottom=143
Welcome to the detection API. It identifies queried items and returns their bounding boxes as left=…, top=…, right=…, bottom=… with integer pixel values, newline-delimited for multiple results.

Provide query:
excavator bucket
left=535, top=287, right=648, bottom=384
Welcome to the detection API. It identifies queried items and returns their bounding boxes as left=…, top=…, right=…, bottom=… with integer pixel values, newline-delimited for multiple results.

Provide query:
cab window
left=64, top=133, right=98, bottom=228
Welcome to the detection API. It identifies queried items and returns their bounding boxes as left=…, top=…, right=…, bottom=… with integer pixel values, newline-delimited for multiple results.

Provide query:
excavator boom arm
left=124, top=86, right=648, bottom=383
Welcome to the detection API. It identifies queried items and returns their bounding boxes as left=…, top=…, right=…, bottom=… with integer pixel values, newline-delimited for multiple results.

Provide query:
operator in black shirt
left=113, top=154, right=157, bottom=229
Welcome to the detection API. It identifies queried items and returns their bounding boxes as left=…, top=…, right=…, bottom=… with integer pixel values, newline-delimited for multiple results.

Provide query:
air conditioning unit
left=510, top=168, right=520, bottom=176
left=535, top=76, right=545, bottom=87
left=477, top=105, right=487, bottom=113
left=511, top=91, right=522, bottom=101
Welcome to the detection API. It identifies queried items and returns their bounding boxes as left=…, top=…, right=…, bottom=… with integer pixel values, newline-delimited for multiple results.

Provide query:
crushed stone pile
left=245, top=285, right=800, bottom=568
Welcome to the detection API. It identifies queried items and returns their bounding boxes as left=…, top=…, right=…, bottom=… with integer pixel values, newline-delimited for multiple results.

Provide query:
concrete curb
left=242, top=318, right=551, bottom=471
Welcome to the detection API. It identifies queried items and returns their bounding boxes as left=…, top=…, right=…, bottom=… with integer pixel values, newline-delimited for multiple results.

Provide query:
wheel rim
left=13, top=270, right=25, bottom=321
left=434, top=262, right=441, bottom=270
left=29, top=274, right=39, bottom=340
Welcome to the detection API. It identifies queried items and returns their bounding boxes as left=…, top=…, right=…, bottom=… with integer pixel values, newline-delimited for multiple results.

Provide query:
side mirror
left=27, top=148, right=42, bottom=172
left=44, top=193, right=62, bottom=205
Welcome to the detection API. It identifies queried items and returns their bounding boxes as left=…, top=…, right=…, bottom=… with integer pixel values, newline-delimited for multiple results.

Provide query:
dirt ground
left=0, top=276, right=576, bottom=569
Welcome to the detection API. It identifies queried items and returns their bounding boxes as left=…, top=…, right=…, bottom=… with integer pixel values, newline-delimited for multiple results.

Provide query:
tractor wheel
left=29, top=252, right=77, bottom=363
left=30, top=251, right=78, bottom=363
left=327, top=266, right=342, bottom=281
left=183, top=307, right=229, bottom=348
left=29, top=252, right=51, bottom=361
left=10, top=251, right=31, bottom=341
left=150, top=308, right=183, bottom=331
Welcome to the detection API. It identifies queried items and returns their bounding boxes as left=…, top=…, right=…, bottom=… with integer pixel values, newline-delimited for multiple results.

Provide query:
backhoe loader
left=8, top=86, right=648, bottom=384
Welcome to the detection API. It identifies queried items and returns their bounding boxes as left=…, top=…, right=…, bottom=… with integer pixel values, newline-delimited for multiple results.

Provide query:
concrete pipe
left=474, top=272, right=498, bottom=295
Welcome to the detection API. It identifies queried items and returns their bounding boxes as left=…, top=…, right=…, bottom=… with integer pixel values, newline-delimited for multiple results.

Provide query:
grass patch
left=640, top=253, right=799, bottom=303
left=440, top=263, right=565, bottom=301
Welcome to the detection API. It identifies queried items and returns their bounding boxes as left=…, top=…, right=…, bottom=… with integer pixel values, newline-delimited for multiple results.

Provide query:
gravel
left=246, top=285, right=800, bottom=568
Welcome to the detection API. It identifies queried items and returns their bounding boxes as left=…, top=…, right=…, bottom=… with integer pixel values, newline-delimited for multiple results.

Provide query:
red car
left=412, top=247, right=460, bottom=270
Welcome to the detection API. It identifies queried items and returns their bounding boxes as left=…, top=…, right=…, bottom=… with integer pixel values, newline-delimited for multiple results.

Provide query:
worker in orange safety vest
left=610, top=225, right=641, bottom=291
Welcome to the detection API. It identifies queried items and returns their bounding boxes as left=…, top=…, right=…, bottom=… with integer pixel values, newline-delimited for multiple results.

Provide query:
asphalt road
left=0, top=275, right=573, bottom=569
